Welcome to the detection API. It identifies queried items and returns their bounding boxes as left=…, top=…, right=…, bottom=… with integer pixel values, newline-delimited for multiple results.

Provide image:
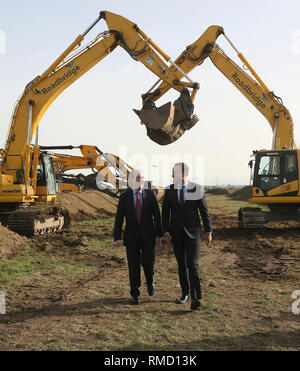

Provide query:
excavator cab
left=239, top=149, right=300, bottom=228
left=251, top=150, right=299, bottom=198
left=133, top=88, right=199, bottom=145
left=27, top=152, right=58, bottom=198
left=36, top=154, right=57, bottom=196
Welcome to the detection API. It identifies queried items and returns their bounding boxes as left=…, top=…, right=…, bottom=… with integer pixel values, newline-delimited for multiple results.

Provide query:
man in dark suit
left=162, top=163, right=212, bottom=310
left=114, top=169, right=163, bottom=305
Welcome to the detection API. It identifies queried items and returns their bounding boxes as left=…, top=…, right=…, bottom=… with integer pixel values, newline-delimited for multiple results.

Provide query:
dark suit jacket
left=114, top=188, right=163, bottom=247
left=162, top=182, right=212, bottom=239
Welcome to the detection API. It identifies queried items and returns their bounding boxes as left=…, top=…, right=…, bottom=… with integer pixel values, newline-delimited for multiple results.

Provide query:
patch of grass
left=112, top=285, right=128, bottom=295
left=73, top=220, right=101, bottom=227
left=201, top=299, right=224, bottom=318
left=73, top=218, right=114, bottom=227
left=52, top=262, right=93, bottom=282
left=206, top=194, right=268, bottom=213
left=89, top=328, right=110, bottom=342
left=35, top=338, right=72, bottom=351
left=19, top=242, right=31, bottom=249
left=0, top=248, right=93, bottom=286
left=254, top=298, right=268, bottom=305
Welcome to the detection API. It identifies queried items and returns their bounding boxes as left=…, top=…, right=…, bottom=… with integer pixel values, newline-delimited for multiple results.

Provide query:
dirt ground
left=0, top=226, right=28, bottom=262
left=0, top=190, right=299, bottom=350
left=56, top=190, right=118, bottom=221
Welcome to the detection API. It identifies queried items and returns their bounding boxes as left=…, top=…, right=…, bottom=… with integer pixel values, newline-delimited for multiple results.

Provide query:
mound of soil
left=0, top=225, right=28, bottom=260
left=56, top=190, right=118, bottom=221
left=206, top=188, right=230, bottom=195
left=230, top=186, right=251, bottom=201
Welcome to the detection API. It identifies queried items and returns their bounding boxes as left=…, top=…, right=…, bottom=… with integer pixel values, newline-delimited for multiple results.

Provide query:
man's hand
left=205, top=233, right=212, bottom=248
left=164, top=232, right=173, bottom=247
left=155, top=236, right=161, bottom=248
left=114, top=240, right=122, bottom=247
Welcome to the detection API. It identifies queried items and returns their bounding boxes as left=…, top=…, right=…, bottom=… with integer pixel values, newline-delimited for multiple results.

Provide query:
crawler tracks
left=238, top=207, right=265, bottom=228
left=6, top=204, right=70, bottom=236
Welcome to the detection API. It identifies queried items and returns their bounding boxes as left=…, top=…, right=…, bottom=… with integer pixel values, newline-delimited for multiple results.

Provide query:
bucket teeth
left=181, top=114, right=199, bottom=130
left=133, top=108, right=141, bottom=117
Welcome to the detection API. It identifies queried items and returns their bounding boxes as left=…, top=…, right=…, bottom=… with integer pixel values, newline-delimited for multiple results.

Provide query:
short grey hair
left=173, top=162, right=189, bottom=175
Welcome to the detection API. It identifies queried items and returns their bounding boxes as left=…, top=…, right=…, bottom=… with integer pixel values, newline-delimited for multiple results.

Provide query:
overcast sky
left=0, top=0, right=299, bottom=186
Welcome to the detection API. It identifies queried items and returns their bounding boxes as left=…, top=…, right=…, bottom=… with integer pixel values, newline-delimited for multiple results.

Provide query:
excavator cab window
left=254, top=151, right=298, bottom=193
left=283, top=153, right=297, bottom=182
left=36, top=161, right=46, bottom=186
left=258, top=155, right=280, bottom=176
left=42, top=155, right=57, bottom=195
left=36, top=155, right=57, bottom=195
left=257, top=154, right=281, bottom=191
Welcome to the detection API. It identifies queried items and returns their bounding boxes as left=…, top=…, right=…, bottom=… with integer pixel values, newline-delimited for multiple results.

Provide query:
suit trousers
left=171, top=228, right=201, bottom=300
left=125, top=235, right=155, bottom=298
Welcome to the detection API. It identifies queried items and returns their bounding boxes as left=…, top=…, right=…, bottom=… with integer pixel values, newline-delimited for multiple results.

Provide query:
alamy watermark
left=95, top=146, right=205, bottom=199
left=291, top=30, right=300, bottom=55
left=0, top=30, right=6, bottom=55
left=0, top=290, right=5, bottom=314
left=292, top=290, right=300, bottom=315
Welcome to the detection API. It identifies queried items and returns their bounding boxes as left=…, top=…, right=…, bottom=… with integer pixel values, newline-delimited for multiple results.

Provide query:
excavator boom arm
left=138, top=27, right=295, bottom=149
left=50, top=145, right=134, bottom=189
left=207, top=44, right=295, bottom=150
left=2, top=11, right=190, bottom=178
left=142, top=25, right=224, bottom=102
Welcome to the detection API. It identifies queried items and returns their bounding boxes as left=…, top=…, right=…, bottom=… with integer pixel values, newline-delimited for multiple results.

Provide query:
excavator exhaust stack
left=133, top=88, right=199, bottom=145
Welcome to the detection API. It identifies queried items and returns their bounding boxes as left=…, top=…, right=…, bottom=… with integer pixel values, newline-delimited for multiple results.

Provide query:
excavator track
left=6, top=204, right=70, bottom=237
left=238, top=207, right=265, bottom=228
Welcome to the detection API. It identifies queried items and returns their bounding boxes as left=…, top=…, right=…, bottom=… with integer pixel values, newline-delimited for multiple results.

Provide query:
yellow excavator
left=131, top=26, right=300, bottom=227
left=1, top=10, right=298, bottom=235
left=44, top=144, right=134, bottom=194
left=0, top=11, right=204, bottom=236
left=48, top=144, right=159, bottom=197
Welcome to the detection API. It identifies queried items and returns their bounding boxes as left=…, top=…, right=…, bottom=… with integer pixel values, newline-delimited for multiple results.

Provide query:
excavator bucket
left=133, top=88, right=199, bottom=145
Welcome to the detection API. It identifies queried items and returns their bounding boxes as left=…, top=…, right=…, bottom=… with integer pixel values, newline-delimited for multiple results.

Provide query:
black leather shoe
left=190, top=299, right=201, bottom=310
left=131, top=297, right=140, bottom=305
left=147, top=284, right=155, bottom=296
left=175, top=294, right=189, bottom=304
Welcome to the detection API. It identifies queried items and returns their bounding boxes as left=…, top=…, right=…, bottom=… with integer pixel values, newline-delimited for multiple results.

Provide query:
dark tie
left=180, top=187, right=185, bottom=207
left=136, top=191, right=141, bottom=224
